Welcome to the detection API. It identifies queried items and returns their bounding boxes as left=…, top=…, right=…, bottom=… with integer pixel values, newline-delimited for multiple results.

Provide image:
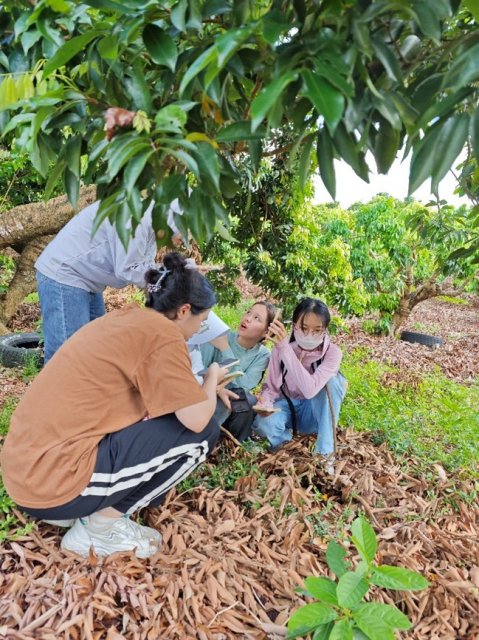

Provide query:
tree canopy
left=0, top=0, right=478, bottom=244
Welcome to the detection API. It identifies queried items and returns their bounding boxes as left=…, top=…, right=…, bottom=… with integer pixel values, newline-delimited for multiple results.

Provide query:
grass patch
left=23, top=291, right=39, bottom=303
left=437, top=295, right=469, bottom=305
left=340, top=348, right=479, bottom=478
left=0, top=398, right=34, bottom=541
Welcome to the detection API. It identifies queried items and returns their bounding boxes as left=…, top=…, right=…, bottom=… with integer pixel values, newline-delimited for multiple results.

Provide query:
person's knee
left=202, top=416, right=220, bottom=450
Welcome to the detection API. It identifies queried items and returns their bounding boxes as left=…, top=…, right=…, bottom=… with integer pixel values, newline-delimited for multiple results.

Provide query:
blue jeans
left=36, top=271, right=105, bottom=363
left=253, top=373, right=347, bottom=454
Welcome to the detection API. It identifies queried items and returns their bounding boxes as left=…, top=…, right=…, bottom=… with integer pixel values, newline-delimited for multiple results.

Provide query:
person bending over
left=0, top=253, right=227, bottom=558
left=253, top=298, right=347, bottom=473
left=35, top=199, right=228, bottom=363
left=200, top=301, right=277, bottom=442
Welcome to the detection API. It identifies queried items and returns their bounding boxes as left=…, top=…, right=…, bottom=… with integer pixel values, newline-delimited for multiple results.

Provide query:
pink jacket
left=259, top=335, right=342, bottom=406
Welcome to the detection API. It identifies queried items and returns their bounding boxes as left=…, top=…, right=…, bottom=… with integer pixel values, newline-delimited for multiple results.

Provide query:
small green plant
left=287, top=516, right=429, bottom=640
left=362, top=317, right=391, bottom=336
left=0, top=398, right=17, bottom=436
left=22, top=352, right=41, bottom=381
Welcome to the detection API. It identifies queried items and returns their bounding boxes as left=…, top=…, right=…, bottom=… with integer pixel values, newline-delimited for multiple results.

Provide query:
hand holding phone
left=218, top=370, right=244, bottom=385
left=264, top=309, right=287, bottom=345
left=197, top=357, right=240, bottom=377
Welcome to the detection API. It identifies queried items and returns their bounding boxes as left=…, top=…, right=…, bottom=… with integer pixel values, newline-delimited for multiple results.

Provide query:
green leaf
left=287, top=603, right=338, bottom=638
left=105, top=135, right=152, bottom=180
left=248, top=139, right=262, bottom=172
left=431, top=114, right=469, bottom=193
left=125, top=63, right=152, bottom=112
left=332, top=124, right=369, bottom=182
left=216, top=121, right=266, bottom=143
left=304, top=576, right=338, bottom=606
left=43, top=31, right=99, bottom=77
left=97, top=35, right=118, bottom=60
left=261, top=9, right=290, bottom=45
left=45, top=156, right=66, bottom=199
left=65, top=134, right=82, bottom=178
left=0, top=76, right=18, bottom=110
left=250, top=71, right=298, bottom=131
left=417, top=87, right=471, bottom=130
left=155, top=104, right=187, bottom=132
left=194, top=141, right=220, bottom=190
left=168, top=148, right=199, bottom=176
left=301, top=70, right=344, bottom=136
left=143, top=25, right=178, bottom=72
left=325, top=541, right=348, bottom=578
left=413, top=0, right=442, bottom=40
left=442, top=42, right=479, bottom=91
left=63, top=166, right=80, bottom=208
left=374, top=118, right=400, bottom=174
left=330, top=619, right=353, bottom=640
left=353, top=603, right=411, bottom=640
left=471, top=107, right=479, bottom=161
left=171, top=0, right=187, bottom=32
left=92, top=192, right=121, bottom=237
left=124, top=147, right=154, bottom=195
left=316, top=129, right=335, bottom=195
left=313, top=623, right=334, bottom=640
left=215, top=26, right=250, bottom=67
left=298, top=134, right=314, bottom=192
left=370, top=566, right=430, bottom=591
left=179, top=45, right=216, bottom=95
left=45, top=0, right=70, bottom=12
left=115, top=198, right=133, bottom=249
left=336, top=572, right=369, bottom=609
left=370, top=37, right=402, bottom=82
left=408, top=124, right=443, bottom=195
left=0, top=112, right=32, bottom=135
left=351, top=517, right=377, bottom=564
left=314, top=59, right=353, bottom=98
left=463, top=0, right=479, bottom=21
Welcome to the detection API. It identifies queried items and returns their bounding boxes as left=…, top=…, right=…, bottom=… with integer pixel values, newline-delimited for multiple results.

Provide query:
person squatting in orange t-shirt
left=0, top=252, right=229, bottom=559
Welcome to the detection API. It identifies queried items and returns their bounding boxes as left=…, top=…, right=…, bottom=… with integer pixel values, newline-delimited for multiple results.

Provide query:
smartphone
left=221, top=370, right=244, bottom=384
left=197, top=358, right=240, bottom=377
left=252, top=405, right=281, bottom=414
left=220, top=358, right=240, bottom=369
left=229, top=387, right=250, bottom=413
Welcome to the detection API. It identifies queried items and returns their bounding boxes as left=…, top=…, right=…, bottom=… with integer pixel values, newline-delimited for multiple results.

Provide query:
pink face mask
left=293, top=327, right=326, bottom=350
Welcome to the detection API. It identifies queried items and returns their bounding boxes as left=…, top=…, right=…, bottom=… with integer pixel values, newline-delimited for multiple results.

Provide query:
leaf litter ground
left=0, top=295, right=478, bottom=640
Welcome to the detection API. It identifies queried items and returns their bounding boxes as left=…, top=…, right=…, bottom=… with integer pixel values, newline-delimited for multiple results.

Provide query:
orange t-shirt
left=0, top=304, right=206, bottom=508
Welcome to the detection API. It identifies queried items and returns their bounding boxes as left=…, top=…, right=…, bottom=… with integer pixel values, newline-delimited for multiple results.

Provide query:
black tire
left=400, top=331, right=443, bottom=348
left=0, top=332, right=44, bottom=368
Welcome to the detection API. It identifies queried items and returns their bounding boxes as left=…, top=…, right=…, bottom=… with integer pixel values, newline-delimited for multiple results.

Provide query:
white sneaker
left=61, top=517, right=162, bottom=558
left=317, top=454, right=336, bottom=476
left=42, top=519, right=76, bottom=527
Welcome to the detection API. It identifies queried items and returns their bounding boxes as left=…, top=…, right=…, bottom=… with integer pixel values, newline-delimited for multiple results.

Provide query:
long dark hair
left=290, top=298, right=330, bottom=342
left=144, top=252, right=216, bottom=318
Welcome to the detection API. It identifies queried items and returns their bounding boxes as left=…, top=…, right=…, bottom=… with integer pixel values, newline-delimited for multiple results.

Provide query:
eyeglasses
left=294, top=324, right=326, bottom=338
left=197, top=320, right=210, bottom=334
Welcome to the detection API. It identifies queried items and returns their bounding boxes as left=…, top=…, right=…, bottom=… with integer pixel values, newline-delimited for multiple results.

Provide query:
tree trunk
left=0, top=235, right=54, bottom=333
left=0, top=185, right=97, bottom=250
left=391, top=274, right=463, bottom=334
left=0, top=185, right=97, bottom=333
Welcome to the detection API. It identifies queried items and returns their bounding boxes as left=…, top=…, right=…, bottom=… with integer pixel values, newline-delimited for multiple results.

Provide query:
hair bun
left=162, top=251, right=187, bottom=272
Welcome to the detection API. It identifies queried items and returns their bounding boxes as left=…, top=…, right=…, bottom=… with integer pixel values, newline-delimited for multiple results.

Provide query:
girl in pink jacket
left=253, top=298, right=347, bottom=471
